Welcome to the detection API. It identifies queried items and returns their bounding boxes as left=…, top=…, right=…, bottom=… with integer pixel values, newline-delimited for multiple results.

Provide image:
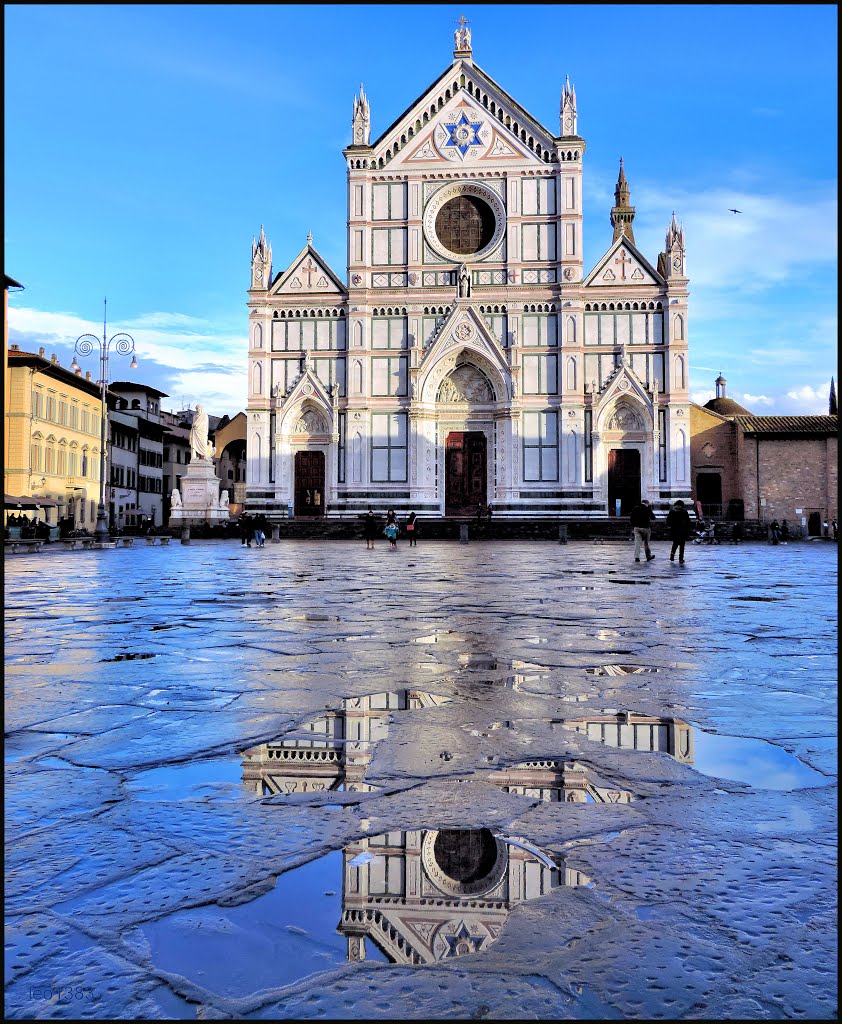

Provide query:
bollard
left=558, top=524, right=568, bottom=545
left=459, top=524, right=469, bottom=544
left=181, top=526, right=191, bottom=545
left=271, top=524, right=280, bottom=544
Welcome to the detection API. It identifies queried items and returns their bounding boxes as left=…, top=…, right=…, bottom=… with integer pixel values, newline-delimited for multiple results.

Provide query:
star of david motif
left=443, top=922, right=485, bottom=958
left=444, top=112, right=484, bottom=158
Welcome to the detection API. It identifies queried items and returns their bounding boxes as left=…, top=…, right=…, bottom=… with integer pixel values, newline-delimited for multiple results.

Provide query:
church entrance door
left=445, top=431, right=487, bottom=516
left=294, top=451, right=325, bottom=517
left=607, top=448, right=641, bottom=516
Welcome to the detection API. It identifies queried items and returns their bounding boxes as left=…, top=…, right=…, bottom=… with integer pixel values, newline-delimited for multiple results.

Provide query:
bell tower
left=610, top=159, right=635, bottom=244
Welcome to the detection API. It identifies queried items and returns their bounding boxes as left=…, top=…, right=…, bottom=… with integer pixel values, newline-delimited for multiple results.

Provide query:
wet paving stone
left=3, top=540, right=838, bottom=1019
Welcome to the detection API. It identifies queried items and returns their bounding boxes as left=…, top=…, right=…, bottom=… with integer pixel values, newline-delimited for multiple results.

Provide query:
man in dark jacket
left=629, top=499, right=656, bottom=562
left=666, top=500, right=693, bottom=563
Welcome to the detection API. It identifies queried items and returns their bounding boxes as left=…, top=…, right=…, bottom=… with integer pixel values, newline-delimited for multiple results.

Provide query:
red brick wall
left=689, top=405, right=740, bottom=513
left=739, top=435, right=837, bottom=533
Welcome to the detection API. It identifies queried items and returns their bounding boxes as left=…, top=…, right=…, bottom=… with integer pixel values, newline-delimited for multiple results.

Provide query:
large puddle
left=129, top=826, right=588, bottom=997
left=124, top=689, right=826, bottom=1002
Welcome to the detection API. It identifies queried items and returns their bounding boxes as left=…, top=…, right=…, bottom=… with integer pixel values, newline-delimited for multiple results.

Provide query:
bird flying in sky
left=728, top=208, right=742, bottom=214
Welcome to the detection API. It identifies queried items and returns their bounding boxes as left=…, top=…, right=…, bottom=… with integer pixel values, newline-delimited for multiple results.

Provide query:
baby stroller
left=693, top=519, right=719, bottom=545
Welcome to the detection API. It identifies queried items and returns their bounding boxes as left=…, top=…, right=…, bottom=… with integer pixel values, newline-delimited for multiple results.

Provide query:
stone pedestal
left=169, top=459, right=230, bottom=528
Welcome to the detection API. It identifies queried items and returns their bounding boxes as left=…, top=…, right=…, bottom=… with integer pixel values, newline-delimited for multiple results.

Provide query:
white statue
left=458, top=264, right=472, bottom=298
left=190, top=403, right=215, bottom=461
left=454, top=16, right=471, bottom=50
left=220, top=491, right=229, bottom=508
left=171, top=488, right=182, bottom=508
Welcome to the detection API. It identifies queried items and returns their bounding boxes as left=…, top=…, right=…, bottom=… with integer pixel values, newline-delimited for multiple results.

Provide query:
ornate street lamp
left=71, top=299, right=138, bottom=540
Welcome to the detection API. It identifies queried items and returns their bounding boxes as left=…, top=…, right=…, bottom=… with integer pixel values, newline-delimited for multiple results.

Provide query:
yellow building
left=6, top=345, right=104, bottom=528
left=4, top=275, right=25, bottom=474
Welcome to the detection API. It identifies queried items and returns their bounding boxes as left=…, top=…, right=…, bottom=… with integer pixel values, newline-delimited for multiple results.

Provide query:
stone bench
left=7, top=541, right=44, bottom=554
left=113, top=537, right=134, bottom=548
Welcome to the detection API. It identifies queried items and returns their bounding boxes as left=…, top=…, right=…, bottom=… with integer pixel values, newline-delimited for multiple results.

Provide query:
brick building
left=734, top=416, right=837, bottom=536
left=690, top=374, right=837, bottom=536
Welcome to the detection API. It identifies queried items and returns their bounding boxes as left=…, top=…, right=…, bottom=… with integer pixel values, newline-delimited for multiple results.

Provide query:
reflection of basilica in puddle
left=339, top=827, right=588, bottom=964
left=485, top=713, right=694, bottom=804
left=239, top=693, right=590, bottom=967
left=242, top=689, right=451, bottom=796
left=236, top=700, right=694, bottom=967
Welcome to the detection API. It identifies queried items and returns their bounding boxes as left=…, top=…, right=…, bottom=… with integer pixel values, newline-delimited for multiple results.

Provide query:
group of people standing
left=630, top=499, right=694, bottom=564
left=238, top=512, right=269, bottom=548
left=363, top=508, right=418, bottom=550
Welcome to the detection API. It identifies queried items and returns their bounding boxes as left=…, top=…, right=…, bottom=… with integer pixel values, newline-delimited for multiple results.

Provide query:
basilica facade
left=245, top=25, right=692, bottom=519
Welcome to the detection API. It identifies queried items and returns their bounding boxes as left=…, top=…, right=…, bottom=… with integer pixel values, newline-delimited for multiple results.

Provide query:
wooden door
left=607, top=449, right=641, bottom=517
left=445, top=431, right=487, bottom=516
left=294, top=451, right=325, bottom=517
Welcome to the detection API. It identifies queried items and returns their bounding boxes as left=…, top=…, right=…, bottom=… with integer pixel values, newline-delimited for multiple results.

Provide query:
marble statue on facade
left=458, top=264, right=472, bottom=298
left=454, top=16, right=471, bottom=51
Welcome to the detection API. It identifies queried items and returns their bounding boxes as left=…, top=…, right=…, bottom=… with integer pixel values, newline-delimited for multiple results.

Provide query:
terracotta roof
left=703, top=396, right=753, bottom=417
left=735, top=415, right=838, bottom=436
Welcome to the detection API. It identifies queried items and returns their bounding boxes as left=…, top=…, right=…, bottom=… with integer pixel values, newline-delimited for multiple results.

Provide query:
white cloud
left=784, top=383, right=833, bottom=414
left=7, top=305, right=246, bottom=416
left=8, top=306, right=244, bottom=371
left=690, top=389, right=714, bottom=405
left=632, top=183, right=837, bottom=293
left=164, top=369, right=247, bottom=415
left=741, top=393, right=773, bottom=406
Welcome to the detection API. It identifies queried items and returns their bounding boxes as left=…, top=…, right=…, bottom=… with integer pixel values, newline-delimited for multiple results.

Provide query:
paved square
left=5, top=539, right=837, bottom=1019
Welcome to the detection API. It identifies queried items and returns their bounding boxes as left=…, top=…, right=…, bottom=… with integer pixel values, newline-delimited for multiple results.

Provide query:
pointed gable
left=271, top=244, right=347, bottom=297
left=584, top=235, right=664, bottom=289
left=594, top=363, right=655, bottom=432
left=367, top=59, right=558, bottom=170
left=390, top=93, right=544, bottom=169
left=417, top=302, right=511, bottom=403
left=276, top=361, right=336, bottom=430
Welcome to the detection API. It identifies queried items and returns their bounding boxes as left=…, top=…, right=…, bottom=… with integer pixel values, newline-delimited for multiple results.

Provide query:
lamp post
left=71, top=299, right=138, bottom=540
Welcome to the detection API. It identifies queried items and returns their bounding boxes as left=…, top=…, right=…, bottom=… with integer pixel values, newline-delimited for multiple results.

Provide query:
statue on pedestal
left=190, top=403, right=216, bottom=461
left=171, top=488, right=182, bottom=509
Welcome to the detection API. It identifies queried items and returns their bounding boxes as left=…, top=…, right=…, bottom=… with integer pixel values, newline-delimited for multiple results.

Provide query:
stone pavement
left=4, top=539, right=838, bottom=1019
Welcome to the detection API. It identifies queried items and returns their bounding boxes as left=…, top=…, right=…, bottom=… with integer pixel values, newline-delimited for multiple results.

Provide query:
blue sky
left=5, top=4, right=837, bottom=417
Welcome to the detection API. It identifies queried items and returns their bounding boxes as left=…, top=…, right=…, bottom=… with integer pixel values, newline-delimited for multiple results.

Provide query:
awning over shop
left=4, top=494, right=59, bottom=509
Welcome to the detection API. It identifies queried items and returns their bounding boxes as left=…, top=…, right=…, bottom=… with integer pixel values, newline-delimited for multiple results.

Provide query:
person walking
left=405, top=511, right=418, bottom=546
left=731, top=521, right=743, bottom=544
left=666, top=499, right=693, bottom=564
left=629, top=499, right=656, bottom=562
left=780, top=519, right=790, bottom=543
left=253, top=513, right=267, bottom=548
left=362, top=507, right=378, bottom=550
left=239, top=513, right=251, bottom=547
left=769, top=519, right=780, bottom=545
left=832, top=519, right=838, bottom=542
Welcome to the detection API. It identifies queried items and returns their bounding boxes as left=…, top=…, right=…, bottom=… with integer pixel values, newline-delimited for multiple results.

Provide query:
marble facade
left=246, top=23, right=692, bottom=519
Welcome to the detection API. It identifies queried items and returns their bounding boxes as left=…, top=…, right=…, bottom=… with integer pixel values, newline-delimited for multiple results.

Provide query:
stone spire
left=830, top=376, right=838, bottom=415
left=658, top=211, right=686, bottom=278
left=251, top=225, right=272, bottom=290
left=352, top=84, right=370, bottom=146
left=559, top=75, right=577, bottom=136
left=665, top=211, right=684, bottom=251
left=610, top=159, right=635, bottom=244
